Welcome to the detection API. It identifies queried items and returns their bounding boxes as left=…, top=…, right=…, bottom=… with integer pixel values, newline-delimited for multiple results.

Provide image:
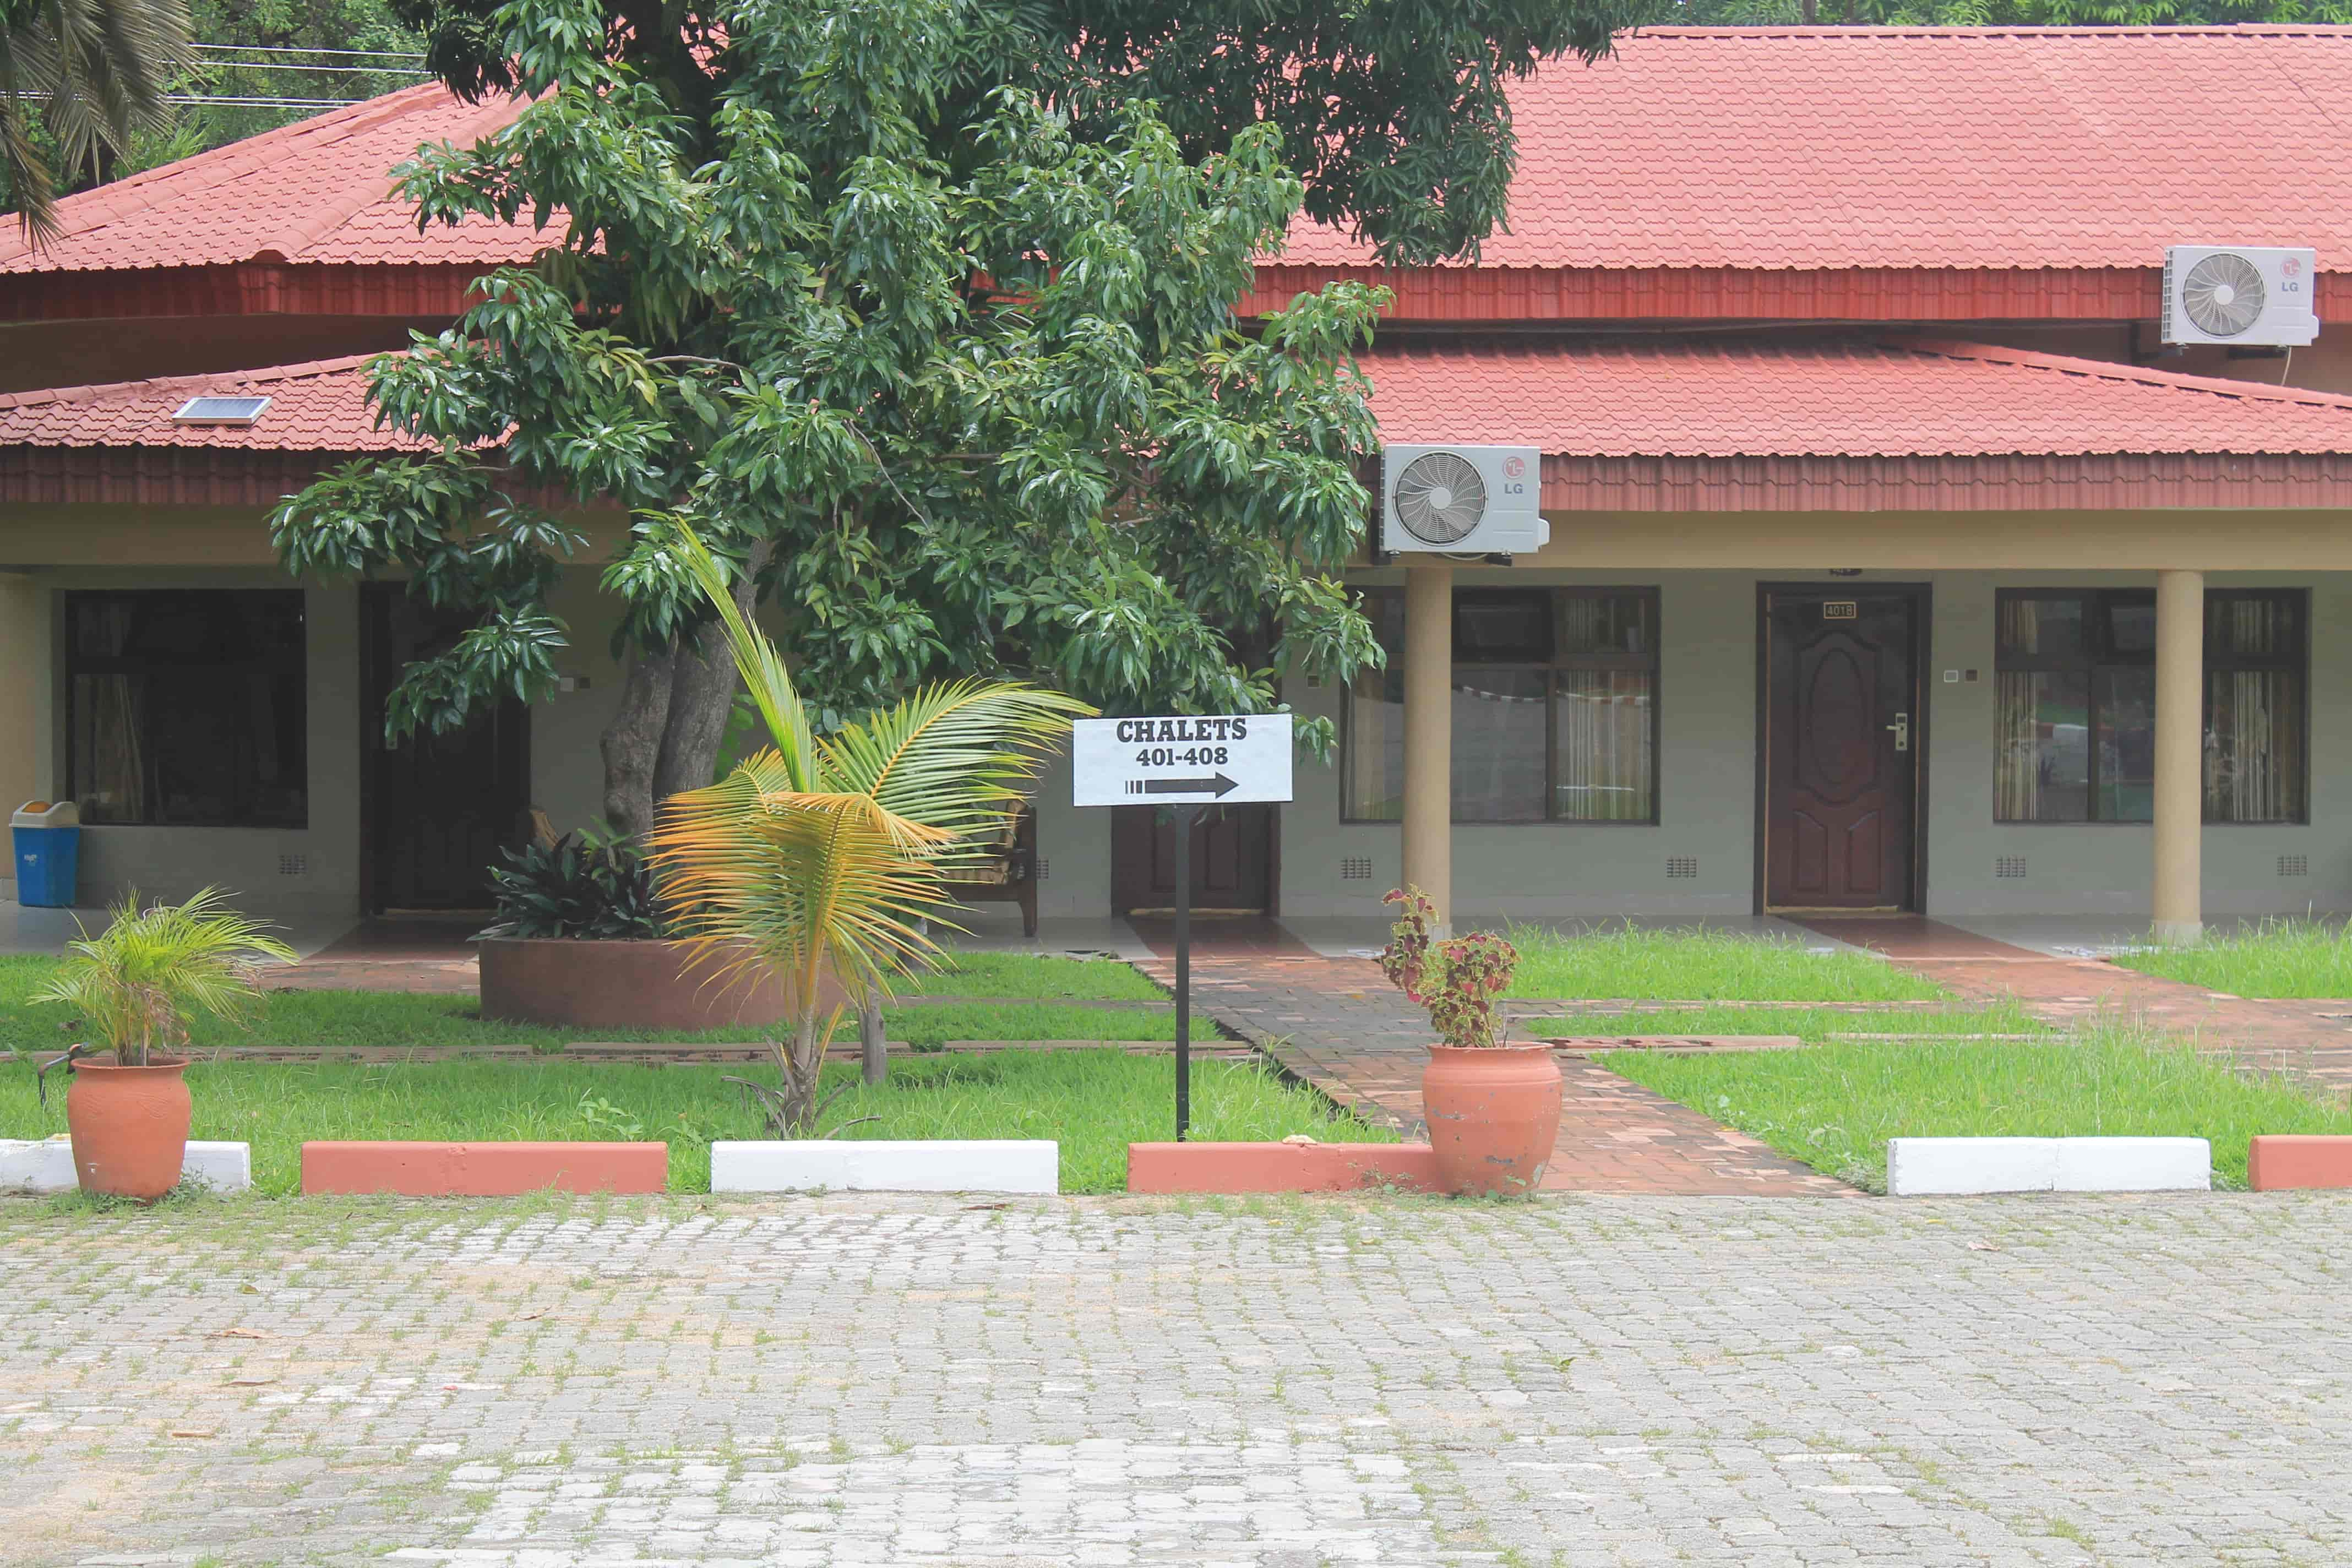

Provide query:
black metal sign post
left=1170, top=802, right=1199, bottom=1141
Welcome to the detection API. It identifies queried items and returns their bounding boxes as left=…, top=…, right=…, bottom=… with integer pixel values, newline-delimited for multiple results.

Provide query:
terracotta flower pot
left=65, top=1054, right=193, bottom=1203
left=1421, top=1043, right=1564, bottom=1197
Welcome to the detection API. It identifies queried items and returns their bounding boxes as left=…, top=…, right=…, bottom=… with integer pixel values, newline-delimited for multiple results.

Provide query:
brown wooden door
left=361, top=587, right=531, bottom=912
left=1110, top=804, right=1275, bottom=914
left=1763, top=590, right=1921, bottom=911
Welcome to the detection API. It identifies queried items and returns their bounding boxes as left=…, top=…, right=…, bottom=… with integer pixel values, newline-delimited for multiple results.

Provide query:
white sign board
left=1071, top=713, right=1293, bottom=808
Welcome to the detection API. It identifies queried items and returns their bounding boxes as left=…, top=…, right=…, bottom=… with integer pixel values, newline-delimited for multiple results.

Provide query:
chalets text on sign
left=1069, top=713, right=1294, bottom=808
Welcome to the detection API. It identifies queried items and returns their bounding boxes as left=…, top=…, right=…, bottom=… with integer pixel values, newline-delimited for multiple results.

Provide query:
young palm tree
left=650, top=527, right=1093, bottom=1134
left=34, top=888, right=296, bottom=1063
left=2, top=0, right=194, bottom=245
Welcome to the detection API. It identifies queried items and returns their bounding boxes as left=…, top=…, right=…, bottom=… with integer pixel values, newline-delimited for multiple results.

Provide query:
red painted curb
left=1127, top=1141, right=1440, bottom=1195
left=2248, top=1135, right=2352, bottom=1191
left=301, top=1141, right=668, bottom=1196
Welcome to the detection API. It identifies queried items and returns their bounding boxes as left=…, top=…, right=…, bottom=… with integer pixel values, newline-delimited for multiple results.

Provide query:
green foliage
left=271, top=0, right=1634, bottom=770
left=2113, top=918, right=2352, bottom=999
left=1, top=0, right=195, bottom=242
left=1378, top=885, right=1521, bottom=1049
left=29, top=889, right=297, bottom=1064
left=481, top=826, right=669, bottom=940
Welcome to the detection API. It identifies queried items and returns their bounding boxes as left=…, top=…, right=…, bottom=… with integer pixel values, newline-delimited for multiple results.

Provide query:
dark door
left=361, top=586, right=530, bottom=912
left=1762, top=589, right=1922, bottom=911
left=1110, top=804, right=1275, bottom=914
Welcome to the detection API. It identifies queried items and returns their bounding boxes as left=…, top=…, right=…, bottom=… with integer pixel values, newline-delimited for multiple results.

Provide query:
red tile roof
left=0, top=83, right=533, bottom=275
left=1363, top=337, right=2352, bottom=458
left=0, top=356, right=422, bottom=450
left=1282, top=26, right=2352, bottom=276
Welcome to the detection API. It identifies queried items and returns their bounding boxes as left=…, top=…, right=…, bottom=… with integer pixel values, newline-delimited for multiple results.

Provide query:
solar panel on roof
left=172, top=395, right=271, bottom=424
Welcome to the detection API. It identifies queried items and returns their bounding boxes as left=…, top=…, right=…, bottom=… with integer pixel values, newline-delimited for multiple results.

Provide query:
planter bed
left=301, top=1140, right=669, bottom=1196
left=1128, top=1141, right=1441, bottom=1194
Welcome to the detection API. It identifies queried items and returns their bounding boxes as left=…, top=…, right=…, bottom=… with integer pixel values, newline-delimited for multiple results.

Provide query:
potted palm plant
left=33, top=889, right=294, bottom=1202
left=650, top=526, right=1092, bottom=1134
left=1379, top=886, right=1560, bottom=1196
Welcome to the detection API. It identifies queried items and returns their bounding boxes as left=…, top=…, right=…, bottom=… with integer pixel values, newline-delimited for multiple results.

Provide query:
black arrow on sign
left=1142, top=772, right=1239, bottom=798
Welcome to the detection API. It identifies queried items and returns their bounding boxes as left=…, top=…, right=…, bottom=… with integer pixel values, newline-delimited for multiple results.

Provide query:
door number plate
left=1823, top=601, right=1858, bottom=619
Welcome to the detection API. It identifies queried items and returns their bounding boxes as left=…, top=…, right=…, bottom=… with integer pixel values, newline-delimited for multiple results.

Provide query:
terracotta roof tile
left=1282, top=26, right=2352, bottom=273
left=0, top=357, right=424, bottom=450
left=0, top=83, right=536, bottom=274
left=1362, top=336, right=2352, bottom=458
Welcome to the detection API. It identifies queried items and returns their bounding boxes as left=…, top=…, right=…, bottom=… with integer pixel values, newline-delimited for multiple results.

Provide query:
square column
left=2153, top=569, right=2203, bottom=944
left=1400, top=560, right=1452, bottom=928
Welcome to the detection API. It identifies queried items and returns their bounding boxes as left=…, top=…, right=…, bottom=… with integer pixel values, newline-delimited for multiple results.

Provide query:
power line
left=192, top=59, right=429, bottom=76
left=161, top=94, right=372, bottom=108
left=190, top=42, right=426, bottom=60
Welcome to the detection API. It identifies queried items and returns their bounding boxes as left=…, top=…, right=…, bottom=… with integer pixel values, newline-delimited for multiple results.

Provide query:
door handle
left=1885, top=711, right=1910, bottom=753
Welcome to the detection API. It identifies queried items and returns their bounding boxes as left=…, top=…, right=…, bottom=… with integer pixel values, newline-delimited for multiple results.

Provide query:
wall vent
left=1995, top=855, right=2028, bottom=880
left=1664, top=856, right=1698, bottom=879
left=277, top=854, right=307, bottom=878
left=2278, top=854, right=2309, bottom=878
left=1035, top=858, right=1049, bottom=882
left=1340, top=856, right=1375, bottom=881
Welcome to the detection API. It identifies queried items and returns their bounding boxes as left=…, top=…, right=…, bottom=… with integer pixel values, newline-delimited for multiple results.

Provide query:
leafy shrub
left=480, top=826, right=668, bottom=940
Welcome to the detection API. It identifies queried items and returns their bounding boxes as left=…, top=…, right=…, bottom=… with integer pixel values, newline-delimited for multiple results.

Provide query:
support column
left=2153, top=569, right=2204, bottom=944
left=0, top=573, right=40, bottom=855
left=1400, top=560, right=1453, bottom=930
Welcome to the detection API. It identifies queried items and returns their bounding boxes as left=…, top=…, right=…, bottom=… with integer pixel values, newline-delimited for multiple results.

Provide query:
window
left=1993, top=588, right=2304, bottom=824
left=66, top=591, right=308, bottom=827
left=1344, top=587, right=1659, bottom=824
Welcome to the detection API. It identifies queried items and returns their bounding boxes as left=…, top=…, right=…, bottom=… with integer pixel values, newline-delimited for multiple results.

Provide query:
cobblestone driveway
left=3, top=1191, right=2348, bottom=1566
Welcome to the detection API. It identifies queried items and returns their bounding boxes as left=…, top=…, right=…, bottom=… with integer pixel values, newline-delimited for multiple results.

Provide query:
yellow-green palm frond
left=820, top=679, right=1097, bottom=840
left=666, top=523, right=817, bottom=788
left=652, top=779, right=951, bottom=1009
left=30, top=886, right=296, bottom=1059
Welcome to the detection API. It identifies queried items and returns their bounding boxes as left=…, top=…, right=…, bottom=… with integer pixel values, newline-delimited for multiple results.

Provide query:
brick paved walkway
left=265, top=919, right=481, bottom=995
left=3, top=1192, right=2348, bottom=1566
left=1134, top=949, right=1852, bottom=1196
left=1800, top=917, right=2352, bottom=1098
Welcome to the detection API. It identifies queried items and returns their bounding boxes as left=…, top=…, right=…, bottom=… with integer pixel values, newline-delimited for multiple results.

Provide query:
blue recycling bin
left=11, top=801, right=80, bottom=908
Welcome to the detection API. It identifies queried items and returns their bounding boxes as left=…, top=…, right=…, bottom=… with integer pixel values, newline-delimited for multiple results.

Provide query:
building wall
left=1031, top=566, right=2352, bottom=922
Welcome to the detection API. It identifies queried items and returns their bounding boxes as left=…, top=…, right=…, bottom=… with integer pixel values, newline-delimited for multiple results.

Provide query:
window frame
left=63, top=588, right=311, bottom=830
left=1992, top=586, right=2309, bottom=826
left=1342, top=585, right=1662, bottom=826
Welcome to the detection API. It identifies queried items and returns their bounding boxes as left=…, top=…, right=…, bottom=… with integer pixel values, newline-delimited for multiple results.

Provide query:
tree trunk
left=651, top=541, right=772, bottom=804
left=859, top=998, right=888, bottom=1086
left=600, top=646, right=677, bottom=839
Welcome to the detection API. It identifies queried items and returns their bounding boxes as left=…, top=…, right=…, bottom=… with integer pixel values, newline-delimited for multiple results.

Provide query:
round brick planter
left=478, top=938, right=828, bottom=1030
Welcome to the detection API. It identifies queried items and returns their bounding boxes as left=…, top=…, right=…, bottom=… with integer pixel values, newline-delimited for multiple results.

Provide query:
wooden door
left=1763, top=590, right=1921, bottom=911
left=361, top=587, right=530, bottom=912
left=1110, top=804, right=1275, bottom=914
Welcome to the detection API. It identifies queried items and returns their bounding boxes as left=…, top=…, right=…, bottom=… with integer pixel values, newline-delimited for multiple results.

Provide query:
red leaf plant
left=1377, top=885, right=1521, bottom=1050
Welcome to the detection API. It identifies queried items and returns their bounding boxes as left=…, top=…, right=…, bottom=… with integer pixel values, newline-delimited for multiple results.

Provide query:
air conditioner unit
left=2161, top=246, right=2320, bottom=346
left=1379, top=444, right=1549, bottom=556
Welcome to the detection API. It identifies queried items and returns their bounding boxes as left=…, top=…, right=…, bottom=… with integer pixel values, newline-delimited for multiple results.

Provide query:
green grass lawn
left=897, top=951, right=1166, bottom=999
left=0, top=1049, right=1391, bottom=1196
left=1603, top=1025, right=2352, bottom=1191
left=0, top=953, right=1172, bottom=1056
left=2111, top=918, right=2352, bottom=998
left=1502, top=924, right=1946, bottom=1003
left=1525, top=1000, right=2048, bottom=1042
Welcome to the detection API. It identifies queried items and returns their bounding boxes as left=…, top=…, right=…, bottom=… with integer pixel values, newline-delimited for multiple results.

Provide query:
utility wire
left=190, top=42, right=426, bottom=59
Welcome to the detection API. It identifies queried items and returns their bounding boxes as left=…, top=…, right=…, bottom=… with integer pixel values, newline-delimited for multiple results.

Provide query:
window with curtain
left=66, top=591, right=308, bottom=827
left=1343, top=587, right=1659, bottom=824
left=1992, top=588, right=2304, bottom=825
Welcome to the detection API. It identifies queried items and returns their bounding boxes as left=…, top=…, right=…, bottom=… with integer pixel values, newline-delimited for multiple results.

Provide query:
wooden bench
left=935, top=802, right=1040, bottom=937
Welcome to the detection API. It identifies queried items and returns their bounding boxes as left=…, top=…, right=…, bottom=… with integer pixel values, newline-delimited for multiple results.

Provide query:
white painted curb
left=710, top=1139, right=1058, bottom=1194
left=0, top=1137, right=252, bottom=1194
left=1887, top=1137, right=2208, bottom=1196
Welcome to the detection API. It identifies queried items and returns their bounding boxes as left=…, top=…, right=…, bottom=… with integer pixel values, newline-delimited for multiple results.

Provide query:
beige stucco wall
left=8, top=499, right=2351, bottom=922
